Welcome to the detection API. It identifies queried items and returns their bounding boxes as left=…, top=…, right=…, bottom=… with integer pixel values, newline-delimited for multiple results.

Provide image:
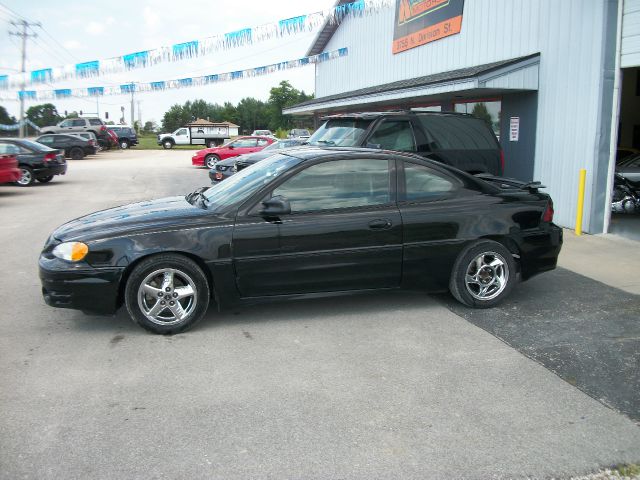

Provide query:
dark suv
left=306, top=112, right=503, bottom=175
left=108, top=126, right=138, bottom=149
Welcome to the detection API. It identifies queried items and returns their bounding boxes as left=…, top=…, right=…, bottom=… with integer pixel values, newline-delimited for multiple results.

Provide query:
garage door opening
left=610, top=67, right=640, bottom=240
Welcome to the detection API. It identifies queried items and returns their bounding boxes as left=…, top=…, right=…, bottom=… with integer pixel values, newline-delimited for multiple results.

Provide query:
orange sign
left=393, top=0, right=464, bottom=54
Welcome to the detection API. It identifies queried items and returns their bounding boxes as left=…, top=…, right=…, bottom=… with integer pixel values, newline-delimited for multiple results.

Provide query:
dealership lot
left=1, top=150, right=639, bottom=479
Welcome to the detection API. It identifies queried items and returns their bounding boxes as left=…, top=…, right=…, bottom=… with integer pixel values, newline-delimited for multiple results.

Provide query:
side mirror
left=228, top=145, right=235, bottom=149
left=260, top=195, right=291, bottom=217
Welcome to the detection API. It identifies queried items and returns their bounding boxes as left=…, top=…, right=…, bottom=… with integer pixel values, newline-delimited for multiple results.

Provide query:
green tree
left=267, top=81, right=314, bottom=131
left=26, top=103, right=62, bottom=127
left=471, top=102, right=493, bottom=128
left=143, top=121, right=157, bottom=133
left=0, top=105, right=16, bottom=125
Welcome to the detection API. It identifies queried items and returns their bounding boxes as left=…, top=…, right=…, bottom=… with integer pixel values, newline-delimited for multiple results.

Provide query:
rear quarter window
left=416, top=115, right=498, bottom=150
left=89, top=119, right=104, bottom=126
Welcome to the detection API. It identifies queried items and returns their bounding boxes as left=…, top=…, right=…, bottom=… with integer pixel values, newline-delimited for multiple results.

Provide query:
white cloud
left=63, top=40, right=82, bottom=50
left=85, top=21, right=105, bottom=35
left=143, top=7, right=161, bottom=30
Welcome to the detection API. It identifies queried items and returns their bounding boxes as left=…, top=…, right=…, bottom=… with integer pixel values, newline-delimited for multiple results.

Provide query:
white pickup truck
left=157, top=124, right=231, bottom=149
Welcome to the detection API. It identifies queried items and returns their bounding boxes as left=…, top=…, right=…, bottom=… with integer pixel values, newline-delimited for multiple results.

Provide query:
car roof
left=321, top=111, right=474, bottom=120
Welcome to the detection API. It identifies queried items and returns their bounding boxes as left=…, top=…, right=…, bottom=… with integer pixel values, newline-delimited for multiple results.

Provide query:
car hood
left=52, top=196, right=211, bottom=242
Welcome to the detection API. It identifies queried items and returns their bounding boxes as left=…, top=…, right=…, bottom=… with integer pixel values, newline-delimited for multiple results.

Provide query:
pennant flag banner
left=0, top=48, right=348, bottom=102
left=0, top=0, right=388, bottom=89
left=0, top=119, right=42, bottom=131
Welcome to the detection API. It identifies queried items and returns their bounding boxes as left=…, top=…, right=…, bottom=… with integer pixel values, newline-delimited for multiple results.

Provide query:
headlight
left=52, top=242, right=89, bottom=262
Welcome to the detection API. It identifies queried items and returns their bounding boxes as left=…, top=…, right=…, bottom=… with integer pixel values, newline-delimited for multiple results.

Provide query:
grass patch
left=136, top=136, right=202, bottom=150
left=614, top=464, right=640, bottom=477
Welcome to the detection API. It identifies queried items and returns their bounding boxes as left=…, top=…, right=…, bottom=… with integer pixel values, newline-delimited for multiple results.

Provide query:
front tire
left=449, top=240, right=516, bottom=308
left=205, top=154, right=219, bottom=169
left=70, top=147, right=84, bottom=160
left=16, top=166, right=35, bottom=186
left=124, top=254, right=210, bottom=334
left=163, top=140, right=174, bottom=149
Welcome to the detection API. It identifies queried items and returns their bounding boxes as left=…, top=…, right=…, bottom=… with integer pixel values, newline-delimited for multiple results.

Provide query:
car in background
left=0, top=138, right=66, bottom=186
left=36, top=134, right=95, bottom=159
left=616, top=154, right=640, bottom=183
left=71, top=131, right=100, bottom=150
left=41, top=117, right=110, bottom=147
left=288, top=129, right=311, bottom=139
left=105, top=128, right=119, bottom=149
left=39, top=147, right=561, bottom=334
left=308, top=111, right=504, bottom=175
left=108, top=125, right=138, bottom=149
left=192, top=136, right=276, bottom=168
left=209, top=139, right=306, bottom=183
left=0, top=153, right=20, bottom=184
left=616, top=147, right=640, bottom=164
left=251, top=129, right=273, bottom=137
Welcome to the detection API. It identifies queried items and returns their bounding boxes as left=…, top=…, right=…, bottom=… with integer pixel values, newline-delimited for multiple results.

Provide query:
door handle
left=368, top=219, right=392, bottom=230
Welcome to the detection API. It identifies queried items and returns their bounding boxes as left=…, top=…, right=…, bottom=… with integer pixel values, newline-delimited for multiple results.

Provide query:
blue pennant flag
left=87, top=87, right=104, bottom=96
left=172, top=41, right=198, bottom=59
left=335, top=0, right=365, bottom=18
left=123, top=51, right=149, bottom=69
left=225, top=28, right=252, bottom=45
left=338, top=47, right=348, bottom=56
left=205, top=75, right=219, bottom=83
left=179, top=78, right=193, bottom=87
left=151, top=81, right=165, bottom=90
left=120, top=84, right=136, bottom=94
left=54, top=89, right=72, bottom=98
left=76, top=61, right=100, bottom=77
left=0, top=75, right=7, bottom=88
left=231, top=71, right=243, bottom=80
left=254, top=66, right=267, bottom=75
left=278, top=15, right=306, bottom=34
left=31, top=68, right=52, bottom=84
left=18, top=90, right=36, bottom=100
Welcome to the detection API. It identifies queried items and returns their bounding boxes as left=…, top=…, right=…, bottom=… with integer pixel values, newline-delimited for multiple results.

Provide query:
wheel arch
left=116, top=251, right=216, bottom=309
left=478, top=235, right=522, bottom=272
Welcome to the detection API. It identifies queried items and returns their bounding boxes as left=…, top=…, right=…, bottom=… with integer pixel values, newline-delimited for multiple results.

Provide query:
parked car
left=0, top=153, right=20, bottom=184
left=0, top=138, right=66, bottom=186
left=192, top=136, right=276, bottom=168
left=36, top=134, right=95, bottom=159
left=616, top=154, right=640, bottom=183
left=108, top=125, right=138, bottom=149
left=307, top=111, right=504, bottom=175
left=105, top=128, right=119, bottom=149
left=251, top=129, right=273, bottom=137
left=41, top=117, right=110, bottom=147
left=616, top=147, right=640, bottom=164
left=71, top=131, right=100, bottom=150
left=209, top=139, right=306, bottom=182
left=288, top=128, right=311, bottom=139
left=39, top=147, right=561, bottom=334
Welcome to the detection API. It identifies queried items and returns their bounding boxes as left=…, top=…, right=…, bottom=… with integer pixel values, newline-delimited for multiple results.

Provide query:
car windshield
left=306, top=119, right=372, bottom=147
left=203, top=153, right=302, bottom=211
left=20, top=139, right=55, bottom=152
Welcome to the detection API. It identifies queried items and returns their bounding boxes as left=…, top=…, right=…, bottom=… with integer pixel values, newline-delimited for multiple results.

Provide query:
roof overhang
left=285, top=54, right=540, bottom=116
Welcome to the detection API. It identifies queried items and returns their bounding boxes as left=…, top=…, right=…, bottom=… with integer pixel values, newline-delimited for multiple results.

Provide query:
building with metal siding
left=285, top=0, right=633, bottom=235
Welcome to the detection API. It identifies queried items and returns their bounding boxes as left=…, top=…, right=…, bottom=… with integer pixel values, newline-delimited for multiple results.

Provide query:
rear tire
left=205, top=154, right=219, bottom=169
left=124, top=254, right=210, bottom=334
left=449, top=240, right=516, bottom=308
left=207, top=140, right=216, bottom=148
left=70, top=147, right=84, bottom=160
left=120, top=140, right=129, bottom=149
left=16, top=166, right=35, bottom=186
left=37, top=175, right=54, bottom=183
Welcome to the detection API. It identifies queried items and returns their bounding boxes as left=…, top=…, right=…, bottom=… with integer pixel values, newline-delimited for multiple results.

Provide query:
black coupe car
left=0, top=138, right=67, bottom=186
left=40, top=148, right=561, bottom=334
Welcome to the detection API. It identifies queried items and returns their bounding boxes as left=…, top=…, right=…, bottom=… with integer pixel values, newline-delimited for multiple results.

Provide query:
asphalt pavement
left=1, top=149, right=639, bottom=480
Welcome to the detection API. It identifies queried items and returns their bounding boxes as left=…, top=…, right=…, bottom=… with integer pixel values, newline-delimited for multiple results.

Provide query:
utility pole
left=10, top=20, right=40, bottom=138
left=130, top=83, right=135, bottom=127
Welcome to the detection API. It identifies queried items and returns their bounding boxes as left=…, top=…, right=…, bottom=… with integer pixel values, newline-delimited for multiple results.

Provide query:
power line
left=37, top=25, right=80, bottom=63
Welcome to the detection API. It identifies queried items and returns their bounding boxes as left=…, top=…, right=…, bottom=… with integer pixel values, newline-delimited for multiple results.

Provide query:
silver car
left=617, top=154, right=640, bottom=183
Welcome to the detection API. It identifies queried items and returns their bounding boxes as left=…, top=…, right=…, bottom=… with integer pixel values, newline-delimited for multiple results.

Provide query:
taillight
left=542, top=200, right=554, bottom=223
left=100, top=125, right=106, bottom=132
left=89, top=139, right=95, bottom=146
left=44, top=153, right=57, bottom=163
left=500, top=150, right=505, bottom=175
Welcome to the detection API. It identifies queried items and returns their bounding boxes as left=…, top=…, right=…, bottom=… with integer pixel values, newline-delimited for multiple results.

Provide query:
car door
left=397, top=159, right=499, bottom=290
left=230, top=138, right=259, bottom=157
left=174, top=128, right=189, bottom=145
left=232, top=156, right=402, bottom=297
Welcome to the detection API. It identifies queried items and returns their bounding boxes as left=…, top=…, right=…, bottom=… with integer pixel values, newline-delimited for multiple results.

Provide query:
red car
left=192, top=136, right=276, bottom=168
left=0, top=154, right=20, bottom=184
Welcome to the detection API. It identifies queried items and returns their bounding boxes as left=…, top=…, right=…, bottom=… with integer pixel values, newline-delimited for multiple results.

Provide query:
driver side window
left=272, top=159, right=391, bottom=213
left=176, top=129, right=187, bottom=136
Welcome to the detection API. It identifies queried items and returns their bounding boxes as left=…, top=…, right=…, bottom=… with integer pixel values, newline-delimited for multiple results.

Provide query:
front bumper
left=39, top=256, right=125, bottom=314
left=192, top=155, right=205, bottom=166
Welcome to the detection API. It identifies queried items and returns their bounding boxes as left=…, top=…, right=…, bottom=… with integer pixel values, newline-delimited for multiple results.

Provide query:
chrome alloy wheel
left=137, top=268, right=197, bottom=325
left=17, top=167, right=32, bottom=185
left=464, top=252, right=509, bottom=301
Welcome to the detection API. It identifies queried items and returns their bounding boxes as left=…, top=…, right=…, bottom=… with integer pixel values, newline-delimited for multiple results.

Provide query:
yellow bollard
left=575, top=168, right=587, bottom=236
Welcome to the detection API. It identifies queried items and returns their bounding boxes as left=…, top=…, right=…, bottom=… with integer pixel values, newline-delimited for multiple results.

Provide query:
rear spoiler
left=474, top=173, right=546, bottom=193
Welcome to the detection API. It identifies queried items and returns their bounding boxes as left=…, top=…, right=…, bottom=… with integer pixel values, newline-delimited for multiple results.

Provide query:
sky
left=0, top=0, right=336, bottom=128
